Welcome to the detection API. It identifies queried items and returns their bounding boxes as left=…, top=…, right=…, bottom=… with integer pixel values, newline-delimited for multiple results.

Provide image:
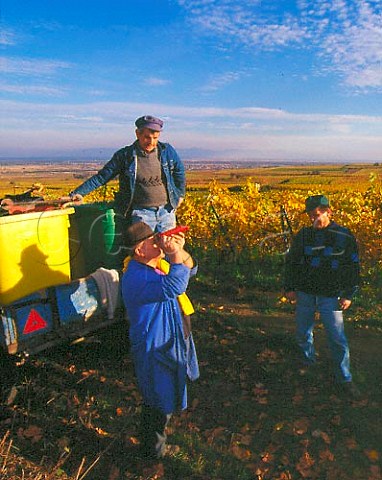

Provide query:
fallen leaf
left=278, top=473, right=293, bottom=480
left=312, top=429, right=331, bottom=444
left=18, top=425, right=44, bottom=443
left=142, top=462, right=164, bottom=479
left=107, top=465, right=120, bottom=480
left=296, top=451, right=315, bottom=477
left=205, top=426, right=226, bottom=445
left=125, top=435, right=140, bottom=447
left=292, top=394, right=304, bottom=405
left=369, top=465, right=381, bottom=480
left=261, top=452, right=274, bottom=463
left=293, top=418, right=310, bottom=435
left=231, top=443, right=252, bottom=460
left=257, top=349, right=279, bottom=363
left=239, top=434, right=252, bottom=446
left=81, top=370, right=97, bottom=379
left=320, top=431, right=331, bottom=444
left=365, top=449, right=379, bottom=462
left=319, top=449, right=335, bottom=461
left=345, top=437, right=358, bottom=450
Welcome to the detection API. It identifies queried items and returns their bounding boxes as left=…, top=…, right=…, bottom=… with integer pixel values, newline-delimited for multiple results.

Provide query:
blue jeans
left=295, top=291, right=352, bottom=383
left=130, top=204, right=176, bottom=233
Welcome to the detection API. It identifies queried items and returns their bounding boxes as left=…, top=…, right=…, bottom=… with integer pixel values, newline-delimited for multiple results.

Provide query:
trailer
left=0, top=269, right=122, bottom=358
left=0, top=196, right=125, bottom=400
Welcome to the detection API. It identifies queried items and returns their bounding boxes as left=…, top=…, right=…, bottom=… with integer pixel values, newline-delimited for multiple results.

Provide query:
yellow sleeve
left=123, top=256, right=131, bottom=272
left=177, top=293, right=195, bottom=316
left=158, top=259, right=195, bottom=315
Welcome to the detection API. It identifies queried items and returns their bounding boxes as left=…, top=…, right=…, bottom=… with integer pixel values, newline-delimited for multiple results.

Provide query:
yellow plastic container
left=0, top=208, right=74, bottom=305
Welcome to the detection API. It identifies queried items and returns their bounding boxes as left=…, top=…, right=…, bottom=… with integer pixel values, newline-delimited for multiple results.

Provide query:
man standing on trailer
left=69, top=115, right=186, bottom=264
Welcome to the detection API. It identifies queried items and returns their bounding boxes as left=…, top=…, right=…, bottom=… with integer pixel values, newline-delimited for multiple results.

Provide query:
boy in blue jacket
left=284, top=195, right=360, bottom=399
left=121, top=222, right=198, bottom=459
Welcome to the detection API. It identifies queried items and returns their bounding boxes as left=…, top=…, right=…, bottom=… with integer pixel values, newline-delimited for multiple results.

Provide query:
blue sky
left=1, top=0, right=381, bottom=162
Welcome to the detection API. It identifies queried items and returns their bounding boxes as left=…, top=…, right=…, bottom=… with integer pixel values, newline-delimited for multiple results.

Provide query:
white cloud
left=0, top=82, right=66, bottom=96
left=0, top=56, right=71, bottom=76
left=0, top=99, right=381, bottom=160
left=246, top=21, right=308, bottom=49
left=179, top=1, right=309, bottom=49
left=0, top=28, right=16, bottom=46
left=200, top=71, right=242, bottom=91
left=177, top=0, right=382, bottom=91
left=316, top=1, right=382, bottom=89
left=2, top=99, right=381, bottom=128
left=144, top=77, right=171, bottom=86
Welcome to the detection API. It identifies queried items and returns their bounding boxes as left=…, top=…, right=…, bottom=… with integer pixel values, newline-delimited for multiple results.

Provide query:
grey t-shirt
left=132, top=148, right=168, bottom=208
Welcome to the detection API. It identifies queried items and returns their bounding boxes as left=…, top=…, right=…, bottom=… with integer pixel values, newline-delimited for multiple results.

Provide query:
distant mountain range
left=0, top=147, right=374, bottom=166
left=0, top=147, right=229, bottom=163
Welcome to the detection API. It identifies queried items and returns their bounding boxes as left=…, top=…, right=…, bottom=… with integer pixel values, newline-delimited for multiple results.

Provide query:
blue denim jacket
left=71, top=141, right=185, bottom=216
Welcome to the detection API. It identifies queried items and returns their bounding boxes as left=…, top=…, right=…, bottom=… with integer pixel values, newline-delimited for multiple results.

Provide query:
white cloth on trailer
left=90, top=268, right=120, bottom=319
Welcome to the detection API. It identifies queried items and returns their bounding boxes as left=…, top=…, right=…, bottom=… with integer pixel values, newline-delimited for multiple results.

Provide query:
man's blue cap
left=305, top=194, right=330, bottom=212
left=135, top=115, right=163, bottom=131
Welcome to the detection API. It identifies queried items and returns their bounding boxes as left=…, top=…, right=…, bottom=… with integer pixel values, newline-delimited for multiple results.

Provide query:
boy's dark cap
left=126, top=222, right=154, bottom=248
left=135, top=115, right=163, bottom=131
left=305, top=195, right=330, bottom=212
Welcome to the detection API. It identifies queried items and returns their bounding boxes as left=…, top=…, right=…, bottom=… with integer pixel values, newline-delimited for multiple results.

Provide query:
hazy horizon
left=0, top=155, right=379, bottom=167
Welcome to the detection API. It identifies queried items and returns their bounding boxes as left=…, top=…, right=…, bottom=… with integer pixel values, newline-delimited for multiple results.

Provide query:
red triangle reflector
left=23, top=309, right=48, bottom=334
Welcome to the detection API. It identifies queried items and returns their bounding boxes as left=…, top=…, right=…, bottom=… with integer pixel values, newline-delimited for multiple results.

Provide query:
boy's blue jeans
left=295, top=291, right=352, bottom=383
